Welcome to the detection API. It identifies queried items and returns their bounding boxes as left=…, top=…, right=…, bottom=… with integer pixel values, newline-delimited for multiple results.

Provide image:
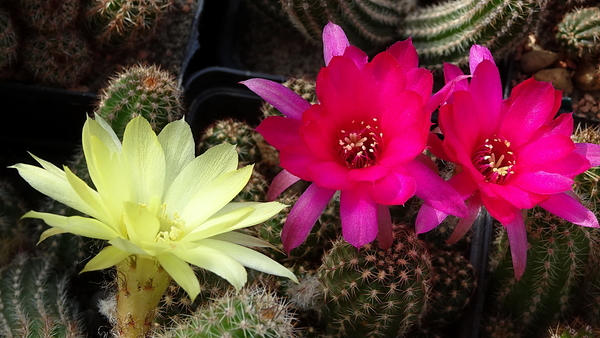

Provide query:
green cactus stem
left=16, top=0, right=80, bottom=32
left=556, top=6, right=600, bottom=57
left=198, top=119, right=263, bottom=168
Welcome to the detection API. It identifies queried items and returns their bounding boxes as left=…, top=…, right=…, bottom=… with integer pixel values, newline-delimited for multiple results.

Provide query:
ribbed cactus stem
left=114, top=255, right=171, bottom=338
left=557, top=6, right=600, bottom=57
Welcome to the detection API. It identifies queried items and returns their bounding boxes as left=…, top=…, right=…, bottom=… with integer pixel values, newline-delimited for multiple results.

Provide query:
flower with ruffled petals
left=416, top=45, right=600, bottom=279
left=12, top=115, right=297, bottom=300
left=243, top=22, right=467, bottom=252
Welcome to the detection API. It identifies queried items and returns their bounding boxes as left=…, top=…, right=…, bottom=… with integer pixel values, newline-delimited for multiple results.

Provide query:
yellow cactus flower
left=12, top=115, right=297, bottom=300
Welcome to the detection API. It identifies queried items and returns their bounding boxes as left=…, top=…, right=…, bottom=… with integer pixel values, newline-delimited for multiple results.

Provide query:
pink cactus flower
left=242, top=22, right=467, bottom=253
left=417, top=44, right=600, bottom=279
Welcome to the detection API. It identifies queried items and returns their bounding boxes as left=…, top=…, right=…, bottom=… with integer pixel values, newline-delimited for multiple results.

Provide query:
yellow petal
left=80, top=246, right=130, bottom=273
left=210, top=231, right=274, bottom=248
left=163, top=143, right=239, bottom=215
left=157, top=118, right=195, bottom=188
left=83, top=115, right=122, bottom=190
left=63, top=165, right=115, bottom=227
left=210, top=201, right=286, bottom=231
left=156, top=254, right=200, bottom=301
left=24, top=211, right=120, bottom=240
left=38, top=227, right=67, bottom=244
left=179, top=165, right=253, bottom=231
left=108, top=237, right=150, bottom=256
left=121, top=116, right=166, bottom=205
left=183, top=206, right=254, bottom=242
left=200, top=239, right=298, bottom=283
left=174, top=246, right=247, bottom=291
left=123, top=201, right=160, bottom=244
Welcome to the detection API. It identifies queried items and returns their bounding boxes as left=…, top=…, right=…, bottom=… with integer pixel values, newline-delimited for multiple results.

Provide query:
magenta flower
left=416, top=45, right=600, bottom=279
left=242, top=22, right=467, bottom=253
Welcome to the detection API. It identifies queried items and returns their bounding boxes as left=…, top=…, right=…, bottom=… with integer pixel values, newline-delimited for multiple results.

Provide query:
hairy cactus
left=95, top=64, right=182, bottom=138
left=85, top=0, right=171, bottom=48
left=0, top=9, right=18, bottom=70
left=22, top=30, right=92, bottom=87
left=198, top=119, right=263, bottom=168
left=483, top=208, right=592, bottom=336
left=0, top=253, right=85, bottom=338
left=152, top=285, right=297, bottom=338
left=556, top=6, right=600, bottom=57
left=318, top=223, right=434, bottom=337
left=399, top=0, right=545, bottom=68
left=16, top=0, right=80, bottom=32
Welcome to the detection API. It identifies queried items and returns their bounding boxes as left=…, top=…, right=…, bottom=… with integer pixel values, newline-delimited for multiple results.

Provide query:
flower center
left=338, top=119, right=383, bottom=169
left=472, top=135, right=516, bottom=184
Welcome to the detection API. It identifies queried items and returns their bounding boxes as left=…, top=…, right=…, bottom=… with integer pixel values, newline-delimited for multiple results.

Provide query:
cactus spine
left=198, top=119, right=263, bottom=168
left=16, top=0, right=80, bottom=32
left=0, top=9, right=18, bottom=71
left=556, top=6, right=600, bottom=57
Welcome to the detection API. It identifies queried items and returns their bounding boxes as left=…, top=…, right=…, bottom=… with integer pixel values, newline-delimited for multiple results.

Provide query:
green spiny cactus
left=198, top=119, right=263, bottom=168
left=85, top=0, right=171, bottom=48
left=0, top=9, right=18, bottom=71
left=556, top=6, right=600, bottom=57
left=483, top=207, right=592, bottom=336
left=545, top=318, right=598, bottom=338
left=0, top=180, right=34, bottom=267
left=16, top=0, right=80, bottom=32
left=399, top=0, right=545, bottom=68
left=152, top=284, right=298, bottom=338
left=22, top=30, right=92, bottom=87
left=96, top=64, right=183, bottom=139
left=318, top=223, right=434, bottom=338
left=573, top=124, right=600, bottom=210
left=0, top=253, right=85, bottom=338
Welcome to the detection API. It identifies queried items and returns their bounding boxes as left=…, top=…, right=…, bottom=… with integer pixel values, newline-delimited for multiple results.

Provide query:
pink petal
left=447, top=196, right=482, bottom=244
left=544, top=152, right=590, bottom=177
left=377, top=204, right=393, bottom=250
left=530, top=112, right=574, bottom=140
left=427, top=74, right=471, bottom=112
left=469, top=60, right=502, bottom=135
left=490, top=184, right=535, bottom=209
left=538, top=192, right=599, bottom=228
left=479, top=193, right=519, bottom=225
left=316, top=57, right=364, bottom=124
left=511, top=171, right=573, bottom=194
left=281, top=184, right=336, bottom=253
left=279, top=144, right=321, bottom=181
left=323, top=22, right=350, bottom=66
left=406, top=155, right=468, bottom=218
left=370, top=169, right=417, bottom=205
left=469, top=44, right=495, bottom=75
left=307, top=161, right=353, bottom=191
left=444, top=62, right=467, bottom=86
left=340, top=187, right=379, bottom=247
left=427, top=132, right=453, bottom=162
left=300, top=105, right=341, bottom=161
left=256, top=116, right=303, bottom=150
left=445, top=90, right=482, bottom=151
left=504, top=211, right=528, bottom=280
left=406, top=68, right=433, bottom=106
left=343, top=45, right=368, bottom=69
left=347, top=165, right=391, bottom=183
left=267, top=170, right=301, bottom=201
left=415, top=203, right=447, bottom=234
left=242, top=79, right=310, bottom=120
left=575, top=143, right=600, bottom=167
left=517, top=134, right=575, bottom=169
left=387, top=38, right=418, bottom=69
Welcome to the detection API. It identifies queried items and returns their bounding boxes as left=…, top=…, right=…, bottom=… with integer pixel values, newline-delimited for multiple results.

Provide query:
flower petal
left=184, top=206, right=254, bottom=242
left=469, top=59, right=502, bottom=134
left=200, top=239, right=297, bottom=283
left=63, top=165, right=113, bottom=226
left=308, top=161, right=353, bottom=190
left=511, top=171, right=573, bottom=194
left=340, top=187, right=378, bottom=248
left=505, top=212, right=527, bottom=280
left=266, top=170, right=301, bottom=201
left=210, top=231, right=274, bottom=248
left=156, top=253, right=200, bottom=300
left=538, top=192, right=599, bottom=228
left=575, top=143, right=600, bottom=167
left=157, top=118, right=195, bottom=188
left=415, top=203, right=447, bottom=234
left=469, top=44, right=495, bottom=75
left=123, top=201, right=160, bottom=244
left=24, top=211, right=120, bottom=241
left=387, top=38, right=418, bottom=70
left=343, top=45, right=368, bottom=69
left=323, top=22, right=350, bottom=66
left=256, top=116, right=303, bottom=150
left=490, top=184, right=535, bottom=209
left=80, top=245, right=131, bottom=273
left=282, top=184, right=336, bottom=253
left=370, top=169, right=417, bottom=205
left=447, top=196, right=482, bottom=244
left=517, top=134, right=575, bottom=169
left=242, top=78, right=310, bottom=120
left=38, top=228, right=67, bottom=243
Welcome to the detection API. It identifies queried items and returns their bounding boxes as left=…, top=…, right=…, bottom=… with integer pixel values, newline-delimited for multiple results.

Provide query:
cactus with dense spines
left=572, top=124, right=600, bottom=210
left=0, top=9, right=18, bottom=71
left=318, top=223, right=435, bottom=338
left=483, top=208, right=592, bottom=336
left=198, top=119, right=263, bottom=168
left=22, top=30, right=92, bottom=87
left=96, top=64, right=182, bottom=138
left=545, top=318, right=598, bottom=338
left=16, top=0, right=80, bottom=32
left=0, top=180, right=34, bottom=266
left=85, top=0, right=171, bottom=48
left=399, top=0, right=545, bottom=68
left=557, top=6, right=600, bottom=57
left=0, top=253, right=85, bottom=338
left=152, top=285, right=298, bottom=338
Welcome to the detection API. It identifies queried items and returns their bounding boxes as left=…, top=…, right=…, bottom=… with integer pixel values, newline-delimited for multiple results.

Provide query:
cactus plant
left=152, top=285, right=298, bottom=338
left=198, top=119, right=263, bottom=168
left=85, top=0, right=171, bottom=48
left=0, top=253, right=85, bottom=338
left=16, top=0, right=80, bottom=32
left=95, top=64, right=182, bottom=138
left=0, top=9, right=18, bottom=71
left=0, top=180, right=34, bottom=267
left=22, top=30, right=92, bottom=87
left=556, top=6, right=600, bottom=57
left=318, top=223, right=434, bottom=338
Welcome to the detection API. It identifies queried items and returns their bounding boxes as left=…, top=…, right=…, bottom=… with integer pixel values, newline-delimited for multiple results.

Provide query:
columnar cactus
left=556, top=6, right=600, bottom=57
left=318, top=223, right=435, bottom=338
left=0, top=9, right=18, bottom=71
left=0, top=253, right=85, bottom=338
left=95, top=64, right=183, bottom=138
left=16, top=0, right=80, bottom=32
left=85, top=0, right=171, bottom=48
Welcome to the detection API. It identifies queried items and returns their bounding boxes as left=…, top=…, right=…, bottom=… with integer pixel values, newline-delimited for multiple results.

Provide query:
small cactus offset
left=556, top=6, right=600, bottom=57
left=152, top=285, right=298, bottom=338
left=0, top=253, right=85, bottom=338
left=399, top=0, right=545, bottom=68
left=0, top=9, right=18, bottom=71
left=22, top=30, right=92, bottom=87
left=198, top=119, right=263, bottom=168
left=16, top=0, right=80, bottom=32
left=95, top=64, right=182, bottom=138
left=85, top=0, right=171, bottom=48
left=318, top=223, right=435, bottom=338
left=483, top=207, right=593, bottom=336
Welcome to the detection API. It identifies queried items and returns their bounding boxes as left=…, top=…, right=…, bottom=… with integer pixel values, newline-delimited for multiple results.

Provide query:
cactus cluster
left=0, top=9, right=18, bottom=70
left=556, top=6, right=600, bottom=58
